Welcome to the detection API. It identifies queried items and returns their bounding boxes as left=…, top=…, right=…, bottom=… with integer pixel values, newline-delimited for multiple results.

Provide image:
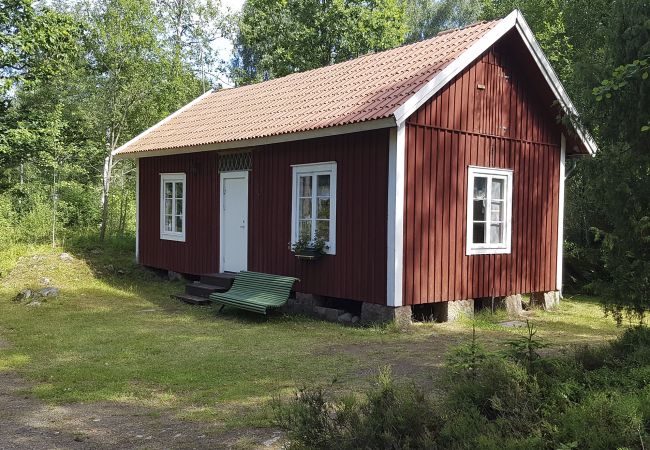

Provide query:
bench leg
left=217, top=304, right=225, bottom=313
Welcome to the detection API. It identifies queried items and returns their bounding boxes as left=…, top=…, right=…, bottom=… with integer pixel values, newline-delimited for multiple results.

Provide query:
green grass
left=0, top=239, right=623, bottom=431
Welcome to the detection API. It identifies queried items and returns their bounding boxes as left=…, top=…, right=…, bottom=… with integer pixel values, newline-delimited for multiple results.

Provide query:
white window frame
left=160, top=173, right=186, bottom=242
left=291, top=162, right=337, bottom=255
left=466, top=166, right=513, bottom=255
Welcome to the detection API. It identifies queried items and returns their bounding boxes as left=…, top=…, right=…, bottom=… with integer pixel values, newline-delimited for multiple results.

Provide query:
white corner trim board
left=135, top=159, right=140, bottom=262
left=393, top=9, right=597, bottom=156
left=387, top=124, right=405, bottom=307
left=556, top=134, right=566, bottom=292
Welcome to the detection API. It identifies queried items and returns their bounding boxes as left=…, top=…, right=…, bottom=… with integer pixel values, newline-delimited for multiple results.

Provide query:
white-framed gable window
left=160, top=173, right=186, bottom=242
left=466, top=166, right=513, bottom=255
left=291, top=162, right=337, bottom=255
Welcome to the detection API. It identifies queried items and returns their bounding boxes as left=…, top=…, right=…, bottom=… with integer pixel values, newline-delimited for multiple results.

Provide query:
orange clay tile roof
left=116, top=19, right=501, bottom=155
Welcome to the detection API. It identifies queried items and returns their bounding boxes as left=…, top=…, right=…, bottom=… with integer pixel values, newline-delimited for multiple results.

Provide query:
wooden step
left=199, top=273, right=235, bottom=289
left=186, top=282, right=229, bottom=298
left=171, top=293, right=212, bottom=306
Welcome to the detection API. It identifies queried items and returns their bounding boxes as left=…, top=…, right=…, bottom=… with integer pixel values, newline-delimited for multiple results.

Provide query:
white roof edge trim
left=393, top=10, right=518, bottom=124
left=394, top=9, right=597, bottom=156
left=114, top=116, right=397, bottom=160
left=512, top=12, right=597, bottom=155
left=112, top=90, right=214, bottom=157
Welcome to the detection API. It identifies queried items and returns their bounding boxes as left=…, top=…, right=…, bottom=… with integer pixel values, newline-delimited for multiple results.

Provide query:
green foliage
left=276, top=326, right=650, bottom=449
left=404, top=0, right=482, bottom=43
left=274, top=367, right=438, bottom=450
left=231, top=0, right=407, bottom=84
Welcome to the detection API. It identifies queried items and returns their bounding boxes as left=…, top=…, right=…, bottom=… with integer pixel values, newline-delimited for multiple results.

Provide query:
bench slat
left=209, top=271, right=299, bottom=315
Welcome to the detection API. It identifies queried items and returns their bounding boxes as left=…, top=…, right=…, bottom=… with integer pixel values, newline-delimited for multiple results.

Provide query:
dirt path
left=0, top=370, right=283, bottom=450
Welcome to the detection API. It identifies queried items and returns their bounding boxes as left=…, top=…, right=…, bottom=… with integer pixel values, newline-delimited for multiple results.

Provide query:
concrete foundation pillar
left=281, top=292, right=324, bottom=315
left=360, top=303, right=412, bottom=327
left=500, top=294, right=523, bottom=317
left=530, top=291, right=560, bottom=310
left=436, top=299, right=474, bottom=322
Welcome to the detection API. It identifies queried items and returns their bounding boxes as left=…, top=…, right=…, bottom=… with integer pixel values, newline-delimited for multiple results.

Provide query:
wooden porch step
left=171, top=293, right=212, bottom=306
left=186, top=282, right=229, bottom=298
left=199, top=273, right=236, bottom=289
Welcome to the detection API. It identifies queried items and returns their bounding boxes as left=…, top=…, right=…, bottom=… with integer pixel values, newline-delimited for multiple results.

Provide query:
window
left=160, top=173, right=186, bottom=242
left=466, top=166, right=513, bottom=255
left=291, top=162, right=337, bottom=254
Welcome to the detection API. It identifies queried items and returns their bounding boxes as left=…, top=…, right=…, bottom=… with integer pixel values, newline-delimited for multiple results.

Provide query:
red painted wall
left=403, top=44, right=561, bottom=305
left=139, top=130, right=389, bottom=304
left=249, top=130, right=389, bottom=304
left=139, top=151, right=220, bottom=274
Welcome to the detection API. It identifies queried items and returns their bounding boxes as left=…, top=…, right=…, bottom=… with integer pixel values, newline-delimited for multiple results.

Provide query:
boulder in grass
left=59, top=252, right=73, bottom=262
left=39, top=287, right=59, bottom=297
left=13, top=289, right=33, bottom=303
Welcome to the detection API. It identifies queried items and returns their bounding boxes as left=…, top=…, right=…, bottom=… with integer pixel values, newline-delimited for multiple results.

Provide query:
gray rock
left=105, top=264, right=115, bottom=272
left=13, top=289, right=32, bottom=302
left=117, top=269, right=126, bottom=275
left=351, top=315, right=360, bottom=324
left=26, top=300, right=42, bottom=307
left=499, top=320, right=527, bottom=328
left=338, top=312, right=353, bottom=323
left=59, top=252, right=73, bottom=261
left=39, top=287, right=59, bottom=297
left=39, top=277, right=50, bottom=285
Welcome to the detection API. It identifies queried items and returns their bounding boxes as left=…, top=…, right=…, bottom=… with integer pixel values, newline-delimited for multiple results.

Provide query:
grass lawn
left=0, top=239, right=622, bottom=435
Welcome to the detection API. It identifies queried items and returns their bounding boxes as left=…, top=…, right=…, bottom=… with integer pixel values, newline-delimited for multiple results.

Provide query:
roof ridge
left=211, top=18, right=502, bottom=97
left=436, top=20, right=490, bottom=37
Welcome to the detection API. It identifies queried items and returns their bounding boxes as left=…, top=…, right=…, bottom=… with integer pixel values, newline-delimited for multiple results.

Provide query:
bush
left=276, top=325, right=650, bottom=449
left=274, top=368, right=438, bottom=450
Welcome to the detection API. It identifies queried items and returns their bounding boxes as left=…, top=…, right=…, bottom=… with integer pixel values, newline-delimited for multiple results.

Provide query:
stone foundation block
left=500, top=294, right=523, bottom=317
left=281, top=293, right=324, bottom=315
left=360, top=303, right=412, bottom=327
left=445, top=299, right=475, bottom=322
left=530, top=291, right=560, bottom=310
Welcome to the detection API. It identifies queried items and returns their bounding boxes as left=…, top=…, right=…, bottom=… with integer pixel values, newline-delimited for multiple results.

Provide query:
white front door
left=220, top=171, right=248, bottom=272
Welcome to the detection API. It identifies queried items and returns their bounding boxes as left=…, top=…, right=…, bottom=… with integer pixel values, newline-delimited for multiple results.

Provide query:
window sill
left=160, top=233, right=186, bottom=242
left=466, top=246, right=511, bottom=255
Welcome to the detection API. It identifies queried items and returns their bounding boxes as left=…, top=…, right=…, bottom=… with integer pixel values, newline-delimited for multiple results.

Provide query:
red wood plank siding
left=139, top=151, right=220, bottom=274
left=249, top=129, right=389, bottom=304
left=403, top=45, right=561, bottom=305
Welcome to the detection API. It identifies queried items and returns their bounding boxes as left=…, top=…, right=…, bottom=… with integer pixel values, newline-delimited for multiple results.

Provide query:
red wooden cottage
left=114, top=10, right=595, bottom=323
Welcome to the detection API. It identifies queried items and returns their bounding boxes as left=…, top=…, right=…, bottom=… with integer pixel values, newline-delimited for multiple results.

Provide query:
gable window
left=160, top=173, right=186, bottom=242
left=466, top=166, right=513, bottom=255
left=291, top=162, right=337, bottom=255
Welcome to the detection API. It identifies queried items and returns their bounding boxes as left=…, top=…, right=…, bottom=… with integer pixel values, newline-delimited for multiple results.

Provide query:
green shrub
left=276, top=325, right=650, bottom=450
left=274, top=368, right=439, bottom=450
left=557, top=391, right=646, bottom=450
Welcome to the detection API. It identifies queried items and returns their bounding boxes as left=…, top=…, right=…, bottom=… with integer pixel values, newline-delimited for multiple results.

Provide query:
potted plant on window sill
left=290, top=237, right=328, bottom=261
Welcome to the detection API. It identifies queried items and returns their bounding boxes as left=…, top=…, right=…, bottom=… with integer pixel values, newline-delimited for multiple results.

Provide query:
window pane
left=473, top=223, right=485, bottom=244
left=492, top=178, right=505, bottom=200
left=317, top=198, right=330, bottom=219
left=490, top=223, right=503, bottom=244
left=317, top=174, right=330, bottom=196
left=175, top=182, right=183, bottom=199
left=473, top=177, right=487, bottom=199
left=299, top=198, right=312, bottom=219
left=165, top=215, right=173, bottom=232
left=175, top=199, right=183, bottom=215
left=299, top=176, right=312, bottom=197
left=490, top=201, right=503, bottom=222
left=299, top=220, right=312, bottom=240
left=316, top=220, right=330, bottom=242
left=473, top=200, right=485, bottom=221
left=165, top=182, right=173, bottom=198
left=165, top=199, right=173, bottom=215
left=176, top=215, right=183, bottom=232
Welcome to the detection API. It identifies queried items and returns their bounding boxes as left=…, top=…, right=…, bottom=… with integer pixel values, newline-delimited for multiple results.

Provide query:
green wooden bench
left=209, top=271, right=299, bottom=315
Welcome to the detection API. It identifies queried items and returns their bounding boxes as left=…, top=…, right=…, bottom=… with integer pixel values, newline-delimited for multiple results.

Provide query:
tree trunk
left=99, top=152, right=113, bottom=241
